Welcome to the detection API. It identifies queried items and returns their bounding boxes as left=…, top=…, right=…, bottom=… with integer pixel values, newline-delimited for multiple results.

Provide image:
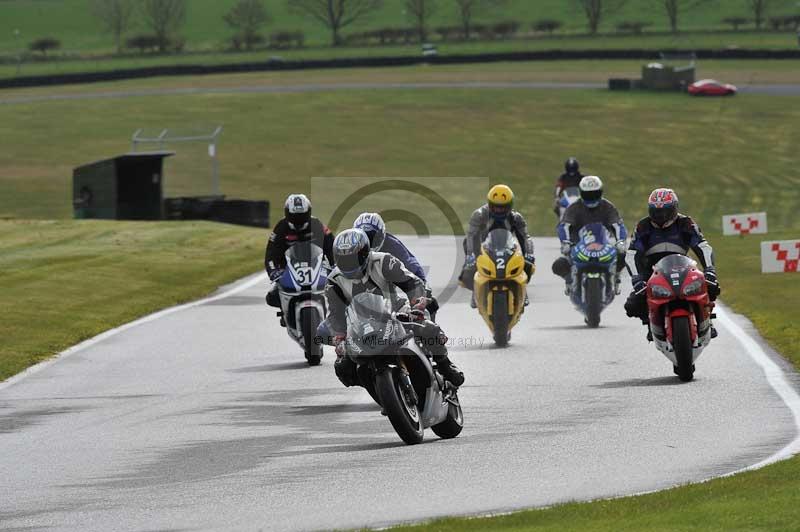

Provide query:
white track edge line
left=0, top=272, right=268, bottom=392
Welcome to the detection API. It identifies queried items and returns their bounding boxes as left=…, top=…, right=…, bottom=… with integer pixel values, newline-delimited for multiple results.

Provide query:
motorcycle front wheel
left=492, top=290, right=510, bottom=347
left=376, top=367, right=424, bottom=444
left=431, top=391, right=463, bottom=439
left=301, top=307, right=323, bottom=366
left=584, top=277, right=602, bottom=328
left=672, top=316, right=695, bottom=382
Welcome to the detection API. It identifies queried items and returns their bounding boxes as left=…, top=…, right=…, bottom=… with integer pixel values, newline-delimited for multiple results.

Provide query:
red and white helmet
left=648, top=188, right=679, bottom=228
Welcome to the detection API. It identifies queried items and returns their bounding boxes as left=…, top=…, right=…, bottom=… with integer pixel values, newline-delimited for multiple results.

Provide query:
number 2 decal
left=496, top=258, right=505, bottom=269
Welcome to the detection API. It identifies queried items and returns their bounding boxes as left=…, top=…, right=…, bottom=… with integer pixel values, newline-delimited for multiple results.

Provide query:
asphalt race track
left=2, top=81, right=800, bottom=105
left=1, top=237, right=798, bottom=531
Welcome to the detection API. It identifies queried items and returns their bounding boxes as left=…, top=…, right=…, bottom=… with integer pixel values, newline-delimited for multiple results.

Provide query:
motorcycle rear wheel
left=585, top=277, right=602, bottom=328
left=376, top=367, right=424, bottom=444
left=431, top=391, right=463, bottom=439
left=672, top=316, right=695, bottom=382
left=492, top=291, right=510, bottom=347
left=301, top=307, right=323, bottom=366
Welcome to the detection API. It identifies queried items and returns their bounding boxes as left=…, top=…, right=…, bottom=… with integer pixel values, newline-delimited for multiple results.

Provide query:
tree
left=91, top=0, right=136, bottom=54
left=141, top=0, right=187, bottom=52
left=29, top=38, right=60, bottom=57
left=405, top=0, right=436, bottom=42
left=651, top=0, right=712, bottom=33
left=224, top=0, right=271, bottom=51
left=287, top=0, right=383, bottom=46
left=748, top=0, right=775, bottom=29
left=453, top=0, right=505, bottom=40
left=572, top=0, right=628, bottom=35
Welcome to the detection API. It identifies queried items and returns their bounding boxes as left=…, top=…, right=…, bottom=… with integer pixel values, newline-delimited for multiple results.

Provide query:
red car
left=688, top=79, right=737, bottom=96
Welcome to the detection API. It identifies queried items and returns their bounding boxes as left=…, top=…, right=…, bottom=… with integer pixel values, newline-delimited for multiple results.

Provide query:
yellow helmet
left=487, top=184, right=514, bottom=218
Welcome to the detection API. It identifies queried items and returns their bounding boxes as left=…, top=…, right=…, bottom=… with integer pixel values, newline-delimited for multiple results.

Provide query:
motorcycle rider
left=460, top=184, right=536, bottom=307
left=552, top=176, right=628, bottom=294
left=353, top=212, right=440, bottom=319
left=319, top=228, right=464, bottom=389
left=265, top=194, right=335, bottom=317
left=553, top=157, right=584, bottom=217
left=623, top=188, right=720, bottom=339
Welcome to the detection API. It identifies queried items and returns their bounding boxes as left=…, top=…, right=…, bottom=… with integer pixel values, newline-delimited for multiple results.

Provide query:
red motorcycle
left=647, top=255, right=714, bottom=382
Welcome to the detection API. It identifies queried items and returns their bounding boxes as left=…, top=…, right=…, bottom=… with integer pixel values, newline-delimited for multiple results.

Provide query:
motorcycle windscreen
left=653, top=254, right=697, bottom=277
left=577, top=223, right=612, bottom=245
left=483, top=228, right=519, bottom=256
left=286, top=241, right=323, bottom=267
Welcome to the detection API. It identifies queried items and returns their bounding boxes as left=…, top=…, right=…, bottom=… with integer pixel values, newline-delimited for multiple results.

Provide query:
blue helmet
left=353, top=212, right=386, bottom=251
left=333, top=228, right=371, bottom=280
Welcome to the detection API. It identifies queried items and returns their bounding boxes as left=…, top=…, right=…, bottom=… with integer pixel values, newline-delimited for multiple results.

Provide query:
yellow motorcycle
left=473, top=229, right=530, bottom=346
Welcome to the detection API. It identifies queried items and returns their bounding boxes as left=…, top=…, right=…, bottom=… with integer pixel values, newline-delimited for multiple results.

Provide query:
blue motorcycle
left=569, top=223, right=618, bottom=328
left=277, top=242, right=329, bottom=365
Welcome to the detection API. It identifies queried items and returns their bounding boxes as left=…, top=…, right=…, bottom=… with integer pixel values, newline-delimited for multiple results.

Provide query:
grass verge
left=0, top=219, right=265, bottom=381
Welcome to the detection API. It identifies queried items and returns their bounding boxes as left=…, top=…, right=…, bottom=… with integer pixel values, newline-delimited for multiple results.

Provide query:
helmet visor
left=649, top=204, right=677, bottom=227
left=581, top=189, right=602, bottom=205
left=287, top=212, right=310, bottom=230
left=336, top=252, right=366, bottom=279
left=489, top=203, right=511, bottom=218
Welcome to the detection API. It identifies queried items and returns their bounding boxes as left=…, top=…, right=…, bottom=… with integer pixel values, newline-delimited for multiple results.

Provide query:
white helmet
left=284, top=194, right=311, bottom=230
left=353, top=212, right=386, bottom=250
left=579, top=176, right=603, bottom=208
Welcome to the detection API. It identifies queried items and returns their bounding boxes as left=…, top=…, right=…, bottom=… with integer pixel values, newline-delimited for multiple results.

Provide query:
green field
left=2, top=80, right=799, bottom=237
left=3, top=0, right=796, bottom=54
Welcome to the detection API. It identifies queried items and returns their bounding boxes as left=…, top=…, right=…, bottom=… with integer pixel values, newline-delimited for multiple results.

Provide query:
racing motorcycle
left=557, top=186, right=580, bottom=219
left=568, top=223, right=619, bottom=328
left=276, top=242, right=329, bottom=366
left=345, top=292, right=463, bottom=445
left=647, top=254, right=714, bottom=382
left=474, top=229, right=529, bottom=347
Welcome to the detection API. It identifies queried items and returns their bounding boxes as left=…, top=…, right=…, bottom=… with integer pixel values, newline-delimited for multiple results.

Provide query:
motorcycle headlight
left=650, top=284, right=673, bottom=298
left=683, top=279, right=704, bottom=296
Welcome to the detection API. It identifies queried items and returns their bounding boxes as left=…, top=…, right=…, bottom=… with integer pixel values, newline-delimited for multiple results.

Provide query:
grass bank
left=0, top=220, right=265, bottom=381
left=1, top=0, right=795, bottom=54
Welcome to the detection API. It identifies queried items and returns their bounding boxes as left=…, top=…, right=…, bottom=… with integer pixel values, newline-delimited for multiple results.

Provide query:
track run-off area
left=1, top=237, right=799, bottom=531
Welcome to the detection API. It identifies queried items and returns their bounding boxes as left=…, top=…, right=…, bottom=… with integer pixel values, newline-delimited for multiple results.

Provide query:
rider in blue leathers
left=353, top=212, right=440, bottom=319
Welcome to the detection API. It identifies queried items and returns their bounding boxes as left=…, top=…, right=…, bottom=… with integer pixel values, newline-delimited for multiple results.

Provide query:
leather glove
left=615, top=240, right=627, bottom=256
left=524, top=252, right=536, bottom=264
left=704, top=268, right=721, bottom=299
left=632, top=275, right=647, bottom=295
left=268, top=269, right=285, bottom=282
left=560, top=241, right=572, bottom=256
left=465, top=253, right=476, bottom=268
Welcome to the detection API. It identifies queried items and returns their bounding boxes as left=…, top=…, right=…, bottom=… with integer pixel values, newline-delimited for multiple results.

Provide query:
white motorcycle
left=557, top=186, right=580, bottom=220
left=275, top=242, right=329, bottom=366
left=345, top=292, right=463, bottom=444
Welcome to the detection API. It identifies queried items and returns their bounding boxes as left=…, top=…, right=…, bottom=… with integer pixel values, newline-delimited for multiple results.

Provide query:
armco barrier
left=2, top=48, right=800, bottom=90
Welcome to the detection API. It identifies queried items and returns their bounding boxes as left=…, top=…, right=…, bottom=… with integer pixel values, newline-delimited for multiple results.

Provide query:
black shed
left=72, top=152, right=173, bottom=220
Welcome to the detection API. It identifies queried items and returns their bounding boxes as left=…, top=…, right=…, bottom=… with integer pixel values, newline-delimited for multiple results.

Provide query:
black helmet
left=333, top=229, right=371, bottom=280
left=284, top=194, right=311, bottom=230
left=565, top=157, right=580, bottom=175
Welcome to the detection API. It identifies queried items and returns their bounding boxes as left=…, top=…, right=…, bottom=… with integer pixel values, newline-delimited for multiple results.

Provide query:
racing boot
left=470, top=292, right=477, bottom=309
left=711, top=325, right=718, bottom=339
left=434, top=356, right=465, bottom=387
left=614, top=274, right=622, bottom=295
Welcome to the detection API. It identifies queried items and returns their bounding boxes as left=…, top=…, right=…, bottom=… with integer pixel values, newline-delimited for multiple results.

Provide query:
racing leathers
left=265, top=217, right=335, bottom=308
left=381, top=232, right=440, bottom=319
left=460, top=205, right=536, bottom=290
left=553, top=199, right=628, bottom=284
left=318, top=252, right=463, bottom=387
left=553, top=171, right=584, bottom=216
left=623, top=214, right=719, bottom=324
